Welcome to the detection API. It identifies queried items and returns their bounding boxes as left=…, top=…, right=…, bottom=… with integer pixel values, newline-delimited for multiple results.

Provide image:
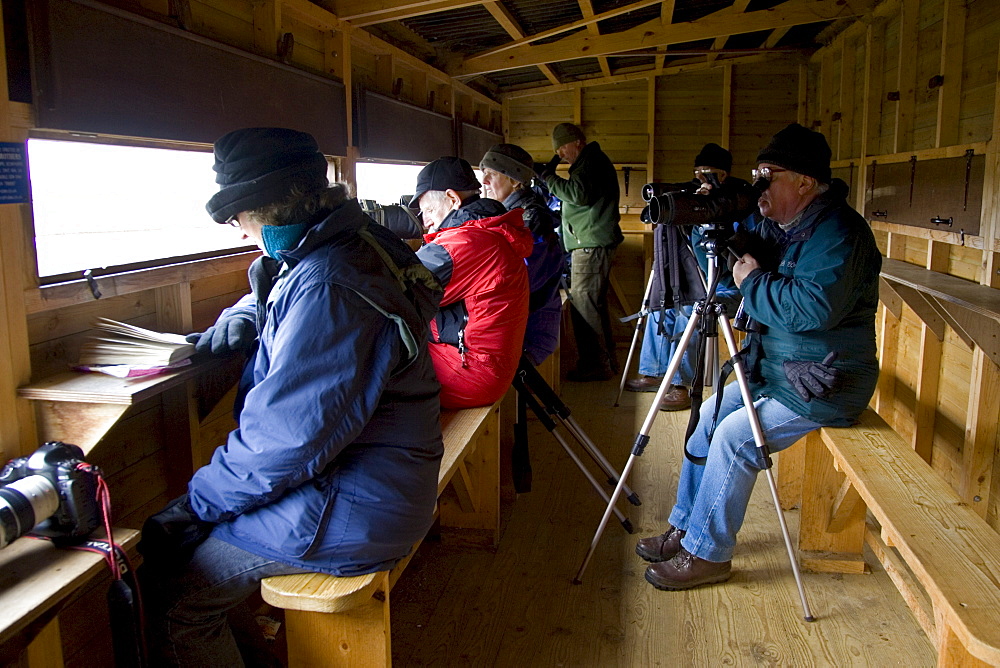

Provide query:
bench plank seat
left=261, top=402, right=501, bottom=667
left=799, top=409, right=1000, bottom=665
left=0, top=528, right=139, bottom=657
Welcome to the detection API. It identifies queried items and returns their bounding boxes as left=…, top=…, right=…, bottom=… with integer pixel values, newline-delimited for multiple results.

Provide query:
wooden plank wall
left=801, top=0, right=1000, bottom=526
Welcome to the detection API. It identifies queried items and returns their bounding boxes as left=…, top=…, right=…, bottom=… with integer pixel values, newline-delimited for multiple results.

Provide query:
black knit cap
left=205, top=127, right=329, bottom=223
left=694, top=143, right=732, bottom=173
left=755, top=123, right=832, bottom=184
left=408, top=157, right=481, bottom=207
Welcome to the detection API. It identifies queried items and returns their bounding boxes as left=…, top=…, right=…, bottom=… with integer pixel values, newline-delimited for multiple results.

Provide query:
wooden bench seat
left=795, top=409, right=1000, bottom=666
left=261, top=401, right=501, bottom=668
left=0, top=527, right=140, bottom=666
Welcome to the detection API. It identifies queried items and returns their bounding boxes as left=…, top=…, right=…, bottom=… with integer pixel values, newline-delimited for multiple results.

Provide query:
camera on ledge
left=0, top=441, right=101, bottom=550
left=645, top=178, right=764, bottom=227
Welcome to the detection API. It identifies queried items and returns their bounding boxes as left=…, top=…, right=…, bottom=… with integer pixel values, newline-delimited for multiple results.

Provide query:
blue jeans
left=638, top=306, right=695, bottom=384
left=669, top=382, right=821, bottom=562
left=143, top=537, right=312, bottom=667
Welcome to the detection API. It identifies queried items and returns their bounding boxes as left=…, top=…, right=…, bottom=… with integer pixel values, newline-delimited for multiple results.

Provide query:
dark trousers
left=568, top=246, right=616, bottom=372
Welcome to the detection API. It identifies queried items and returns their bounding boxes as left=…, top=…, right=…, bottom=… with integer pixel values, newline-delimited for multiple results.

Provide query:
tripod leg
left=514, top=378, right=633, bottom=533
left=513, top=387, right=532, bottom=493
left=575, top=309, right=704, bottom=583
left=615, top=270, right=655, bottom=406
left=716, top=315, right=815, bottom=622
left=519, top=358, right=642, bottom=505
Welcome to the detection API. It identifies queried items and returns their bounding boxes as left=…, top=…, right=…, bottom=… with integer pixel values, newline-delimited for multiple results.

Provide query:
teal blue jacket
left=545, top=142, right=623, bottom=251
left=740, top=180, right=881, bottom=426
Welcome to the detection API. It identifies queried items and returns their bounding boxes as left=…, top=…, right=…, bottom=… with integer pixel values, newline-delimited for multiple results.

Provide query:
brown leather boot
left=644, top=548, right=732, bottom=590
left=635, top=526, right=685, bottom=563
left=658, top=385, right=691, bottom=411
left=625, top=375, right=663, bottom=392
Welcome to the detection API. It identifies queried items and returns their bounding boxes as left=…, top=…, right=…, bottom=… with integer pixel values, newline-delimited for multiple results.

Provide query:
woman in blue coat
left=140, top=128, right=443, bottom=666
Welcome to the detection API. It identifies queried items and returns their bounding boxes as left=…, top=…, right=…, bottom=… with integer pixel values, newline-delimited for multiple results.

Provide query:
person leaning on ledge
left=137, top=128, right=444, bottom=667
left=540, top=122, right=624, bottom=382
left=636, top=124, right=881, bottom=591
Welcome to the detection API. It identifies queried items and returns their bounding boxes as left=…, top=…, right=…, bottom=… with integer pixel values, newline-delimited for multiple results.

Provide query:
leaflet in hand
left=78, top=318, right=196, bottom=367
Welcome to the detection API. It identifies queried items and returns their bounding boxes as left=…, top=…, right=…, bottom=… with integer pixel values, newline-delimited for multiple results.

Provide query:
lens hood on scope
left=641, top=181, right=693, bottom=202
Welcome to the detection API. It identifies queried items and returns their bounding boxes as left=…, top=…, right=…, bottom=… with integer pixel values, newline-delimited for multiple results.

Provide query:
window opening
left=27, top=138, right=253, bottom=278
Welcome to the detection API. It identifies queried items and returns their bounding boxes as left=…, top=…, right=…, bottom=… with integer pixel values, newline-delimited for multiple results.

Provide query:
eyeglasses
left=751, top=166, right=788, bottom=183
left=224, top=214, right=240, bottom=227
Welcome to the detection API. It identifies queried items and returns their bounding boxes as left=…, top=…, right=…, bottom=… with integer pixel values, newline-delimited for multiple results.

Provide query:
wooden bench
left=0, top=528, right=140, bottom=666
left=793, top=409, right=1000, bottom=666
left=260, top=401, right=501, bottom=668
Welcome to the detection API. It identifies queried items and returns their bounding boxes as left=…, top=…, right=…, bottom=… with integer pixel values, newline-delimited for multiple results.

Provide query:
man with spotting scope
left=636, top=123, right=881, bottom=590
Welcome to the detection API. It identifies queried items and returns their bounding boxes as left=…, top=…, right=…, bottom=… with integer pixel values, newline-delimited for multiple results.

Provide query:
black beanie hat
left=694, top=143, right=732, bottom=173
left=408, top=157, right=481, bottom=207
left=755, top=123, right=832, bottom=184
left=206, top=128, right=329, bottom=223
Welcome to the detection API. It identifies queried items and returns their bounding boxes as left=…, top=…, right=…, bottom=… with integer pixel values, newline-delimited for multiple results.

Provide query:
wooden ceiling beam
left=577, top=0, right=612, bottom=79
left=458, top=0, right=862, bottom=76
left=707, top=0, right=752, bottom=65
left=483, top=2, right=561, bottom=85
left=331, top=0, right=483, bottom=26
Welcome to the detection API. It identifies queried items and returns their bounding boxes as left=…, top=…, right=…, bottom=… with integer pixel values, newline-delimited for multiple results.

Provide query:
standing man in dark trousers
left=541, top=122, right=623, bottom=381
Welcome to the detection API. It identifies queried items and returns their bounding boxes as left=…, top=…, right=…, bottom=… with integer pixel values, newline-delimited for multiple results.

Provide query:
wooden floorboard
left=390, top=378, right=934, bottom=667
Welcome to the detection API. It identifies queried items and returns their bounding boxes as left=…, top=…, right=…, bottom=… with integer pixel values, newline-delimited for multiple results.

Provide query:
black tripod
left=512, top=356, right=640, bottom=533
left=573, top=231, right=815, bottom=622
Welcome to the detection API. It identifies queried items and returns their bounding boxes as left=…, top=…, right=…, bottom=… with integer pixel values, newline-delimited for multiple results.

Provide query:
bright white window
left=28, top=138, right=250, bottom=278
left=354, top=162, right=425, bottom=206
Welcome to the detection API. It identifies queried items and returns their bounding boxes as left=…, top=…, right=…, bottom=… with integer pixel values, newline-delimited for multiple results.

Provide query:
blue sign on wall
left=0, top=142, right=30, bottom=205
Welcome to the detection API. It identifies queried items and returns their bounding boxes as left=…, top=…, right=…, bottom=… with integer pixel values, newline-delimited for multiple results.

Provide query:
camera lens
left=0, top=475, right=59, bottom=549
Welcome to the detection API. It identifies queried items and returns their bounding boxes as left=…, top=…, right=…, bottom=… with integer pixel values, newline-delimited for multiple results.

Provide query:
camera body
left=0, top=441, right=101, bottom=549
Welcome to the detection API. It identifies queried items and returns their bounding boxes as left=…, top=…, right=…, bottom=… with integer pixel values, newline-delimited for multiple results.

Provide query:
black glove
left=185, top=313, right=256, bottom=355
left=536, top=154, right=561, bottom=180
left=137, top=494, right=216, bottom=575
left=783, top=352, right=842, bottom=403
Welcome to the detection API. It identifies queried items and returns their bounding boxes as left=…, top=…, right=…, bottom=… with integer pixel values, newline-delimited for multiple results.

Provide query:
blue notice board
left=0, top=142, right=29, bottom=204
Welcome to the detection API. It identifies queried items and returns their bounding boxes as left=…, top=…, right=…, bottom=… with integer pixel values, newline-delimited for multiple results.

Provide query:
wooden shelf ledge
left=17, top=359, right=222, bottom=454
left=880, top=258, right=1000, bottom=366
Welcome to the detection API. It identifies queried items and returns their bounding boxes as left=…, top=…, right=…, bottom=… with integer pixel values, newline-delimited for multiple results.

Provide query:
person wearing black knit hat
left=140, top=128, right=445, bottom=666
left=638, top=124, right=881, bottom=593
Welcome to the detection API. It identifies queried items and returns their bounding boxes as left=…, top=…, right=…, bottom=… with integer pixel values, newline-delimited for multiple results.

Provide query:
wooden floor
left=390, top=378, right=935, bottom=667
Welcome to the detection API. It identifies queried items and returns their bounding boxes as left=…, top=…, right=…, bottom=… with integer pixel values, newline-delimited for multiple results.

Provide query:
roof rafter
left=482, top=2, right=561, bottom=85
left=330, top=0, right=483, bottom=26
left=473, top=0, right=665, bottom=59
left=577, top=0, right=612, bottom=78
left=457, top=0, right=860, bottom=76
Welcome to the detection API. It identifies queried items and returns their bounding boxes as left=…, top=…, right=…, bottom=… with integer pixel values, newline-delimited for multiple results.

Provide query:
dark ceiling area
left=349, top=0, right=859, bottom=97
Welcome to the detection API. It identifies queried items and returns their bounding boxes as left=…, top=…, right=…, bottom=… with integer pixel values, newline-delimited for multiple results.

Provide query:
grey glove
left=185, top=313, right=256, bottom=355
left=782, top=352, right=841, bottom=403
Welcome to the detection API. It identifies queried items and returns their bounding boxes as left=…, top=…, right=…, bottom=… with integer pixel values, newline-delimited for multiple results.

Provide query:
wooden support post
left=797, top=63, right=807, bottom=126
left=912, top=240, right=948, bottom=463
left=284, top=572, right=391, bottom=668
left=894, top=0, right=918, bottom=153
left=438, top=404, right=500, bottom=544
left=935, top=0, right=965, bottom=149
left=838, top=35, right=856, bottom=162
left=0, top=22, right=36, bottom=461
left=721, top=64, right=732, bottom=147
left=797, top=431, right=867, bottom=574
left=875, top=232, right=906, bottom=416
left=961, top=350, right=1000, bottom=517
left=251, top=0, right=280, bottom=56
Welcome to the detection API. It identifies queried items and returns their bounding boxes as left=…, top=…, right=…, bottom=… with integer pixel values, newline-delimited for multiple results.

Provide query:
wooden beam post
left=894, top=0, right=918, bottom=153
left=911, top=240, right=948, bottom=463
left=721, top=64, right=732, bottom=147
left=935, top=0, right=966, bottom=149
left=0, top=5, right=37, bottom=460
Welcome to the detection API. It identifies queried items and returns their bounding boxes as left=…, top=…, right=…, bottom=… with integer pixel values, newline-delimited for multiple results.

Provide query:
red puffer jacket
left=417, top=206, right=533, bottom=408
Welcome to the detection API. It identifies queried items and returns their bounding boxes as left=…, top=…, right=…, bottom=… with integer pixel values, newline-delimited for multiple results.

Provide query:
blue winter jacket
left=188, top=199, right=445, bottom=576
